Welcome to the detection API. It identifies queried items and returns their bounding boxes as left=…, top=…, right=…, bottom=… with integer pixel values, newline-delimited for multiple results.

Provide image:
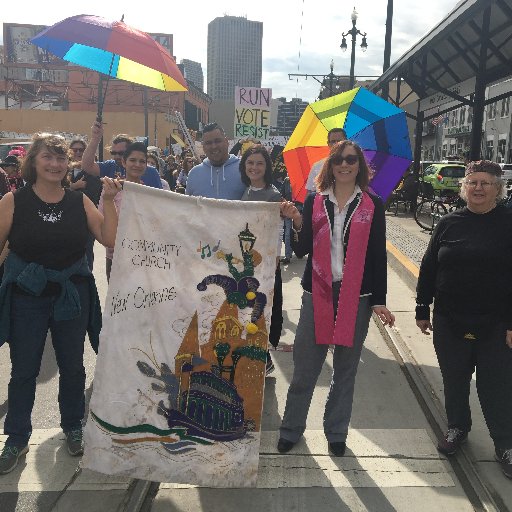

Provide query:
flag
left=82, top=183, right=281, bottom=487
left=431, top=114, right=446, bottom=126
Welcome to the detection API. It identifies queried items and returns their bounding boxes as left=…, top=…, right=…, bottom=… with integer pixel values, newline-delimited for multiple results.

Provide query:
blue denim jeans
left=4, top=281, right=90, bottom=447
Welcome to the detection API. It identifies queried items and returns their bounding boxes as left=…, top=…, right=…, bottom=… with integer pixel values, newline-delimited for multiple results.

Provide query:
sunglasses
left=331, top=154, right=359, bottom=165
left=110, top=151, right=124, bottom=156
left=71, top=147, right=85, bottom=153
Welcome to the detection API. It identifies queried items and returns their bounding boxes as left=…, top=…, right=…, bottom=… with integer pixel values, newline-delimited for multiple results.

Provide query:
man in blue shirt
left=82, top=120, right=162, bottom=189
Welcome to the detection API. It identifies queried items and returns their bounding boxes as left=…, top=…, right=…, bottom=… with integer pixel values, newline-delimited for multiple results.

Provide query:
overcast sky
left=0, top=0, right=461, bottom=102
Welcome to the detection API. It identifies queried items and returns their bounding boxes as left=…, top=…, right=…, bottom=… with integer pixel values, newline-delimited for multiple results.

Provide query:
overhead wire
left=296, top=0, right=305, bottom=99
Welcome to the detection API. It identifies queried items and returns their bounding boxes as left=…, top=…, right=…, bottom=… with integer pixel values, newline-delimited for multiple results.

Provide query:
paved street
left=0, top=211, right=511, bottom=511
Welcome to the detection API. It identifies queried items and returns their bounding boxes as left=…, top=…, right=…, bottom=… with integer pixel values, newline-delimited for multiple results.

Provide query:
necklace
left=33, top=186, right=64, bottom=223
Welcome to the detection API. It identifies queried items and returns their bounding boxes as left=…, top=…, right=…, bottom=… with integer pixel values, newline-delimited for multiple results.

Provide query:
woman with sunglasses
left=277, top=140, right=394, bottom=457
left=416, top=160, right=512, bottom=478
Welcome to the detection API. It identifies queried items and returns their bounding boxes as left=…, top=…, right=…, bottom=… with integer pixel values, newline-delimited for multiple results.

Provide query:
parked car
left=419, top=162, right=466, bottom=197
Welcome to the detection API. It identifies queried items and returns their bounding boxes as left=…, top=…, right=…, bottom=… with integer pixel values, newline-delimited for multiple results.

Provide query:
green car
left=420, top=163, right=465, bottom=197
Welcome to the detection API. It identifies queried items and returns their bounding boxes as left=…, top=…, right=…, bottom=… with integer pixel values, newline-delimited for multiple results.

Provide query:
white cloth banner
left=83, top=182, right=281, bottom=487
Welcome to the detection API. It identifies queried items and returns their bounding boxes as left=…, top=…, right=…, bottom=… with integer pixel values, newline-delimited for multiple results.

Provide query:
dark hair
left=147, top=151, right=160, bottom=170
left=316, top=140, right=370, bottom=192
left=183, top=157, right=195, bottom=172
left=21, top=132, right=68, bottom=185
left=202, top=122, right=225, bottom=136
left=327, top=128, right=347, bottom=142
left=69, top=137, right=87, bottom=150
left=112, top=134, right=134, bottom=145
left=239, top=145, right=273, bottom=187
left=122, top=142, right=147, bottom=161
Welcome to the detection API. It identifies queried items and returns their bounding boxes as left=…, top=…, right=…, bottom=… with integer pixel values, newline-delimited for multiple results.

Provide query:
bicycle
left=414, top=193, right=465, bottom=232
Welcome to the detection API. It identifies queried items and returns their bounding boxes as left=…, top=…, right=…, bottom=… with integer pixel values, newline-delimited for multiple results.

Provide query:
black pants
left=433, top=312, right=512, bottom=450
left=268, top=265, right=283, bottom=349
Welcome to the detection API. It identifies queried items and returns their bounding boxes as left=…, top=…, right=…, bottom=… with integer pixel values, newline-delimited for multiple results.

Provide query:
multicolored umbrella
left=31, top=15, right=187, bottom=118
left=283, top=87, right=412, bottom=202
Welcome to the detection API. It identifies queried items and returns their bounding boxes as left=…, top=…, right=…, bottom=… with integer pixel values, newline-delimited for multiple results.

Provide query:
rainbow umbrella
left=31, top=14, right=187, bottom=119
left=283, top=87, right=412, bottom=202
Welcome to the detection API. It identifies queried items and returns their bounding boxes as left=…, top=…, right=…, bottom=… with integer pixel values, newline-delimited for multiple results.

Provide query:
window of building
left=488, top=102, right=497, bottom=120
left=498, top=137, right=507, bottom=163
left=501, top=97, right=510, bottom=118
left=442, top=144, right=448, bottom=159
left=451, top=110, right=457, bottom=127
left=486, top=139, right=494, bottom=160
left=459, top=107, right=466, bottom=126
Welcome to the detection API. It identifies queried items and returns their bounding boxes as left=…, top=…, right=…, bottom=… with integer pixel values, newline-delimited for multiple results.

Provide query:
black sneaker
left=277, top=438, right=295, bottom=453
left=495, top=448, right=512, bottom=479
left=280, top=257, right=291, bottom=264
left=329, top=441, right=346, bottom=457
left=0, top=445, right=29, bottom=475
left=265, top=359, right=275, bottom=376
left=65, top=429, right=84, bottom=456
left=437, top=428, right=467, bottom=455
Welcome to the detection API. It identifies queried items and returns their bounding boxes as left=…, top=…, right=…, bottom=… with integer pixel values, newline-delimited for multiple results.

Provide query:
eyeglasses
left=331, top=154, right=359, bottom=165
left=110, top=151, right=124, bottom=156
left=463, top=179, right=496, bottom=188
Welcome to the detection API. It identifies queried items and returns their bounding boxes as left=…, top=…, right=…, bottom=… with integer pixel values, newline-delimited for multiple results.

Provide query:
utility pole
left=382, top=0, right=393, bottom=100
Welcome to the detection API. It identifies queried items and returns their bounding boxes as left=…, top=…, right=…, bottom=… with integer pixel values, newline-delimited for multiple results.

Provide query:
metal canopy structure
left=370, top=0, right=512, bottom=162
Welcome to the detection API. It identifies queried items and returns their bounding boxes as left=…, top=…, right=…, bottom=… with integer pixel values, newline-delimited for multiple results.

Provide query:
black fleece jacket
left=416, top=205, right=512, bottom=327
left=292, top=191, right=387, bottom=306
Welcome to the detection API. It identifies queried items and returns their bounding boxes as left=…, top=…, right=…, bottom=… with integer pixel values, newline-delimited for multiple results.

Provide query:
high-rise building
left=180, top=59, right=204, bottom=91
left=276, top=97, right=309, bottom=136
left=207, top=16, right=262, bottom=101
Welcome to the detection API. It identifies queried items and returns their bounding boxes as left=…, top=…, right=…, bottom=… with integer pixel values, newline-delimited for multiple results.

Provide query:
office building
left=207, top=16, right=262, bottom=101
left=180, top=59, right=204, bottom=91
left=276, top=97, right=309, bottom=136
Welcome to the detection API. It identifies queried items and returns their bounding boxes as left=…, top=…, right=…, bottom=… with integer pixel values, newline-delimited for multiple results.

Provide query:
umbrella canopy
left=283, top=87, right=412, bottom=202
left=31, top=15, right=187, bottom=92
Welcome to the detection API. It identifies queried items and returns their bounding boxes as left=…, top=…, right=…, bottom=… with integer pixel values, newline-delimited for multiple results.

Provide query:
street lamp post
left=340, top=7, right=368, bottom=90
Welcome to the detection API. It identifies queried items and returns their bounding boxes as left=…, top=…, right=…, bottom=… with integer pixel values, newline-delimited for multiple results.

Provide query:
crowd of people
left=0, top=120, right=510, bottom=482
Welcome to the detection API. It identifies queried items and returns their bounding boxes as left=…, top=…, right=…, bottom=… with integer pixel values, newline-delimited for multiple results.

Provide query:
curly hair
left=315, top=140, right=371, bottom=192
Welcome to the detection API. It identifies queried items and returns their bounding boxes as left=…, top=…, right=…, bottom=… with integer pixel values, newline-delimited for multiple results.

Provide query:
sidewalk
left=148, top=238, right=474, bottom=512
left=384, top=211, right=512, bottom=511
left=1, top=212, right=510, bottom=511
